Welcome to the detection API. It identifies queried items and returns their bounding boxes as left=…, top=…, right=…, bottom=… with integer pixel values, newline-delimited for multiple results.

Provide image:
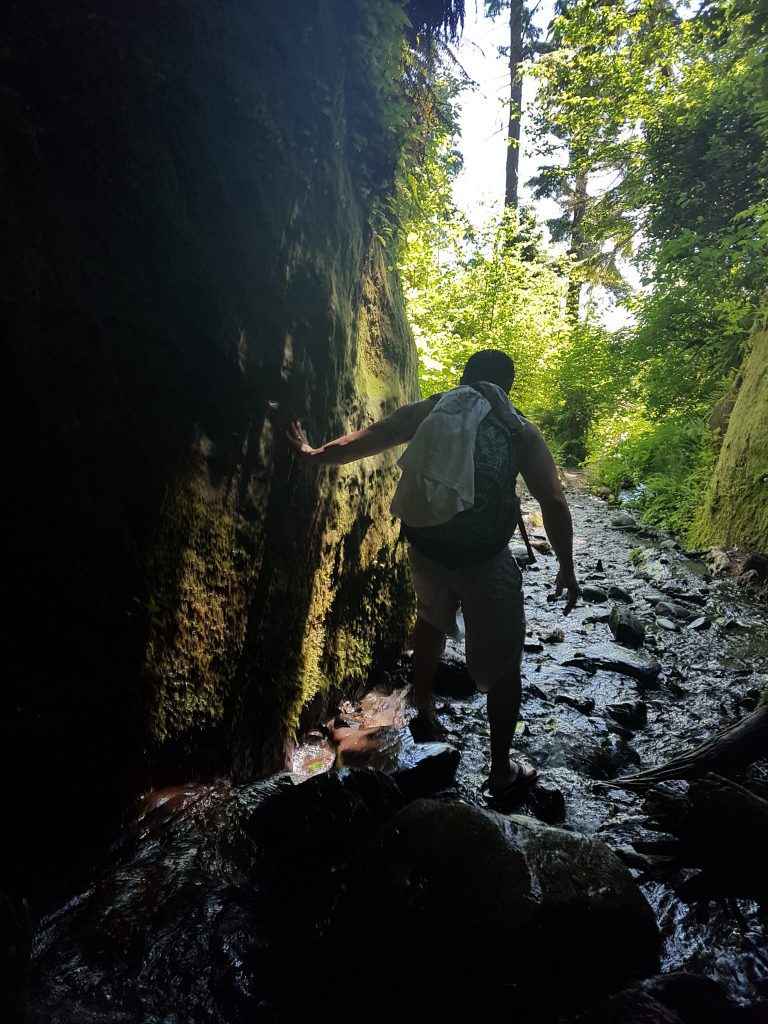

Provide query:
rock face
left=330, top=800, right=660, bottom=1019
left=692, top=314, right=768, bottom=552
left=1, top=0, right=418, bottom=892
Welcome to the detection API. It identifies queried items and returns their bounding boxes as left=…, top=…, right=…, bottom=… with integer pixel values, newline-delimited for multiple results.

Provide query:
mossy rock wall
left=1, top=0, right=417, bottom=893
left=691, top=314, right=768, bottom=552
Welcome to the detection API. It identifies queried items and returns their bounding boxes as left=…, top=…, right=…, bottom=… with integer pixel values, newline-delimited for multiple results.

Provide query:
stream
left=24, top=481, right=768, bottom=1021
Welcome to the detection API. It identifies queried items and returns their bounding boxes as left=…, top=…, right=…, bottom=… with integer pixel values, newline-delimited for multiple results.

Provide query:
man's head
left=460, top=349, right=515, bottom=393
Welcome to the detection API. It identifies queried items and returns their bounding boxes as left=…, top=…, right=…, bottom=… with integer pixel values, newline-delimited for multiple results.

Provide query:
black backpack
left=402, top=390, right=532, bottom=569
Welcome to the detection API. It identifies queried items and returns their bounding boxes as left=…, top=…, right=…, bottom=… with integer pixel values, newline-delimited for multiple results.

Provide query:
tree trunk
left=566, top=165, right=589, bottom=320
left=504, top=0, right=524, bottom=208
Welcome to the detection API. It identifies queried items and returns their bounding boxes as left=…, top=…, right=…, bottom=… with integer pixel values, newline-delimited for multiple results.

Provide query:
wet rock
left=611, top=514, right=641, bottom=530
left=531, top=538, right=553, bottom=554
left=246, top=768, right=404, bottom=866
left=607, top=585, right=633, bottom=603
left=511, top=544, right=535, bottom=565
left=555, top=693, right=596, bottom=715
left=563, top=650, right=662, bottom=689
left=585, top=734, right=642, bottom=779
left=330, top=801, right=659, bottom=1019
left=525, top=780, right=567, bottom=824
left=659, top=539, right=678, bottom=551
left=584, top=611, right=612, bottom=625
left=609, top=606, right=646, bottom=649
left=689, top=616, right=711, bottom=631
left=656, top=600, right=699, bottom=621
left=742, top=553, right=768, bottom=580
left=524, top=638, right=545, bottom=653
left=596, top=558, right=604, bottom=572
left=661, top=586, right=708, bottom=606
left=582, top=585, right=609, bottom=603
left=432, top=647, right=475, bottom=697
left=564, top=972, right=746, bottom=1024
left=723, top=618, right=747, bottom=631
left=606, top=701, right=648, bottom=731
left=541, top=627, right=565, bottom=643
left=656, top=617, right=678, bottom=631
left=390, top=739, right=461, bottom=801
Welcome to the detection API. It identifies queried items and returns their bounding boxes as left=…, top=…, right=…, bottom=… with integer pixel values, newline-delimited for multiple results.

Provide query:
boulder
left=607, top=585, right=633, bottom=603
left=609, top=606, right=646, bottom=649
left=566, top=972, right=746, bottom=1024
left=611, top=514, right=641, bottom=530
left=329, top=801, right=659, bottom=1020
left=246, top=768, right=404, bottom=867
left=606, top=701, right=648, bottom=731
left=656, top=601, right=699, bottom=621
left=582, top=585, right=609, bottom=603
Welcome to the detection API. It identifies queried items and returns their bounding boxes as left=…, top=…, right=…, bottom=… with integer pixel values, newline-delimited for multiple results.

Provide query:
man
left=287, top=349, right=579, bottom=806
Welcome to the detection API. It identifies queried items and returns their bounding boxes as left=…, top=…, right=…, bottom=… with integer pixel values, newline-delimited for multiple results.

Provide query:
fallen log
left=609, top=702, right=768, bottom=787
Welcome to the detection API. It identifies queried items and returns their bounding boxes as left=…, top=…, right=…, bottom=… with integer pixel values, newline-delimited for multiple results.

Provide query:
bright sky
left=450, top=5, right=636, bottom=329
left=451, top=3, right=557, bottom=220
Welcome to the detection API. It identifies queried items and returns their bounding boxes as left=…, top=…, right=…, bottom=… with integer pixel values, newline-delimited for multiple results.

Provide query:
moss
left=690, top=317, right=768, bottom=552
left=144, top=483, right=255, bottom=746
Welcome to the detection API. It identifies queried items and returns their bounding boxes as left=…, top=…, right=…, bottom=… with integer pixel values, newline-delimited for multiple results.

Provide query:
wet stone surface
left=292, top=482, right=768, bottom=1007
left=25, top=483, right=768, bottom=1020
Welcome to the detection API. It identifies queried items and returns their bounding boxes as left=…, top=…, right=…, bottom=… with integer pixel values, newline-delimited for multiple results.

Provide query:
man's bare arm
left=519, top=423, right=579, bottom=614
left=286, top=398, right=435, bottom=465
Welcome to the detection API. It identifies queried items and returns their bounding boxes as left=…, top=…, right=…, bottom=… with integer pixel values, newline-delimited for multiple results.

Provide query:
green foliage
left=519, top=0, right=768, bottom=535
left=590, top=414, right=718, bottom=539
left=400, top=204, right=571, bottom=406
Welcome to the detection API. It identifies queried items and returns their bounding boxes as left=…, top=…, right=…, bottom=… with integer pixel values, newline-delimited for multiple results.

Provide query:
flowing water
left=25, top=484, right=768, bottom=1020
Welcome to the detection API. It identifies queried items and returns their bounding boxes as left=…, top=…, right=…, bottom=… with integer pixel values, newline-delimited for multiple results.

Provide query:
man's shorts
left=407, top=544, right=525, bottom=693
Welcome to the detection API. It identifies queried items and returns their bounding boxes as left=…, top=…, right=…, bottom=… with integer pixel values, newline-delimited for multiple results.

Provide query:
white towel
left=390, top=385, right=491, bottom=527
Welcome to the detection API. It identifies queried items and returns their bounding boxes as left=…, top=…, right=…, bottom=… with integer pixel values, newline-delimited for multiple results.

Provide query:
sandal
left=481, top=760, right=538, bottom=810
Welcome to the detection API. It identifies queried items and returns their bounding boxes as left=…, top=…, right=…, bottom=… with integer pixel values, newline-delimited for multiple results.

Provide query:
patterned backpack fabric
left=402, top=392, right=528, bottom=569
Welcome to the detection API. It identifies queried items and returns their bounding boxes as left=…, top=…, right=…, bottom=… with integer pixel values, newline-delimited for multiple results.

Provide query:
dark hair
left=460, top=349, right=515, bottom=391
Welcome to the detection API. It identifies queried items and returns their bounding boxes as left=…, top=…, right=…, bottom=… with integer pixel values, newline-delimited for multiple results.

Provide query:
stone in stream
left=524, top=638, right=545, bottom=653
left=582, top=584, right=609, bottom=603
left=656, top=617, right=678, bottom=631
left=608, top=606, right=646, bottom=649
left=595, top=558, right=604, bottom=572
left=541, top=627, right=566, bottom=643
left=563, top=649, right=662, bottom=689
left=561, top=972, right=750, bottom=1024
left=246, top=768, right=405, bottom=867
left=606, top=700, right=648, bottom=731
left=328, top=801, right=659, bottom=1020
left=741, top=553, right=768, bottom=580
left=689, top=616, right=712, bottom=631
left=659, top=539, right=678, bottom=551
left=555, top=692, right=596, bottom=715
left=611, top=513, right=641, bottom=530
left=584, top=611, right=612, bottom=625
left=607, top=585, right=633, bottom=603
left=655, top=600, right=699, bottom=621
left=432, top=647, right=475, bottom=698
left=328, top=725, right=460, bottom=801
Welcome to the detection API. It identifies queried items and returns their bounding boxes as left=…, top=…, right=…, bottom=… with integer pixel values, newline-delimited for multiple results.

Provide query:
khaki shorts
left=408, top=544, right=525, bottom=692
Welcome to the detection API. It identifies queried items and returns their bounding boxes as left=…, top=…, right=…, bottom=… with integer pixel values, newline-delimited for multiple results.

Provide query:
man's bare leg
left=486, top=663, right=536, bottom=792
left=411, top=616, right=445, bottom=725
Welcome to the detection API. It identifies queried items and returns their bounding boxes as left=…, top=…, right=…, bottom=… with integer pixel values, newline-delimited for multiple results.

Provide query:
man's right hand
left=554, top=566, right=580, bottom=615
left=286, top=419, right=315, bottom=457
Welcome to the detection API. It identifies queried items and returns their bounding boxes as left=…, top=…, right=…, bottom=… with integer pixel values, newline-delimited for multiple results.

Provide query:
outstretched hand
left=286, top=419, right=314, bottom=456
left=554, top=566, right=580, bottom=615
